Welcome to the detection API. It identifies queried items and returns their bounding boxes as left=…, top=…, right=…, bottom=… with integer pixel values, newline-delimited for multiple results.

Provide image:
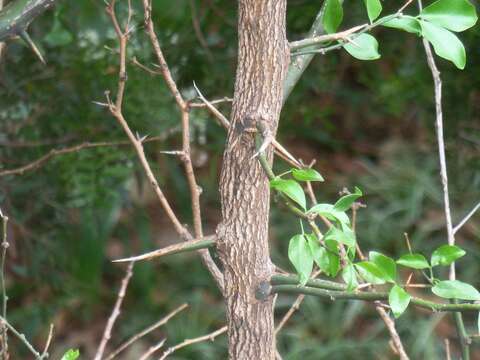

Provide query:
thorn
left=251, top=134, right=273, bottom=159
left=92, top=101, right=109, bottom=107
left=160, top=150, right=184, bottom=156
left=20, top=31, right=46, bottom=65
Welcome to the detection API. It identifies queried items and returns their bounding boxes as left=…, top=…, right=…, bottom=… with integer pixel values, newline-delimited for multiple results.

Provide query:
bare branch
left=0, top=315, right=42, bottom=359
left=140, top=0, right=224, bottom=289
left=94, top=262, right=135, bottom=360
left=139, top=338, right=166, bottom=360
left=375, top=304, right=409, bottom=360
left=0, top=209, right=8, bottom=359
left=105, top=303, right=188, bottom=360
left=453, top=202, right=480, bottom=235
left=419, top=0, right=470, bottom=356
left=158, top=326, right=227, bottom=360
left=275, top=270, right=321, bottom=335
left=0, top=134, right=178, bottom=177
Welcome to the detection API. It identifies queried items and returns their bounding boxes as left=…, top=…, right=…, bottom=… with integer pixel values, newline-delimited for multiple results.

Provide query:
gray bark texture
left=217, top=1, right=289, bottom=359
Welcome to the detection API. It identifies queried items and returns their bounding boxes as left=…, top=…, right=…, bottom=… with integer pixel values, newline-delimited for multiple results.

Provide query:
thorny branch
left=140, top=0, right=224, bottom=289
left=419, top=0, right=470, bottom=358
left=0, top=132, right=180, bottom=177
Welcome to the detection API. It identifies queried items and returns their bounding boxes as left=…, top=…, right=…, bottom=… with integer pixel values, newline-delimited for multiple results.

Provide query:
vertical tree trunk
left=217, top=1, right=288, bottom=359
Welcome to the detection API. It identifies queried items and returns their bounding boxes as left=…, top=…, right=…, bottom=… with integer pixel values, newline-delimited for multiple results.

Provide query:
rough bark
left=217, top=1, right=289, bottom=359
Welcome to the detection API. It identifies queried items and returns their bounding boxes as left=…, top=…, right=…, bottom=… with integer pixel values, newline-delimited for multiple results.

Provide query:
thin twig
left=94, top=262, right=135, bottom=360
left=375, top=305, right=409, bottom=360
left=0, top=134, right=178, bottom=177
left=138, top=338, right=166, bottom=360
left=419, top=0, right=470, bottom=357
left=40, top=324, right=54, bottom=359
left=0, top=315, right=41, bottom=359
left=351, top=207, right=408, bottom=359
left=105, top=303, right=188, bottom=360
left=0, top=209, right=8, bottom=360
left=275, top=270, right=321, bottom=334
left=453, top=202, right=480, bottom=235
left=158, top=326, right=227, bottom=360
left=105, top=0, right=191, bottom=241
left=141, top=0, right=224, bottom=289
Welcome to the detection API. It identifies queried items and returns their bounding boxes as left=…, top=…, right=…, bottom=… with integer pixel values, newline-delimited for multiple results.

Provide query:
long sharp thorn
left=20, top=31, right=46, bottom=65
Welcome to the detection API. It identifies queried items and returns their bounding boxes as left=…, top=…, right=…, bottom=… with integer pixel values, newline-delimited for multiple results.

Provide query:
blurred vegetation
left=0, top=0, right=479, bottom=358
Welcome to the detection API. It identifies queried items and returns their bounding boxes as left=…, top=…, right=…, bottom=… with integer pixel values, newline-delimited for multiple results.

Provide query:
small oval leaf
left=432, top=280, right=480, bottom=301
left=334, top=187, right=362, bottom=212
left=370, top=251, right=396, bottom=283
left=420, top=0, right=478, bottom=32
left=323, top=0, right=344, bottom=34
left=270, top=178, right=306, bottom=209
left=382, top=15, right=422, bottom=35
left=355, top=261, right=388, bottom=284
left=389, top=285, right=411, bottom=318
left=420, top=20, right=466, bottom=69
left=61, top=349, right=80, bottom=360
left=342, top=264, right=358, bottom=291
left=431, top=245, right=466, bottom=267
left=364, top=0, right=382, bottom=23
left=292, top=168, right=324, bottom=182
left=343, top=34, right=381, bottom=61
left=397, top=253, right=430, bottom=269
left=288, top=234, right=313, bottom=285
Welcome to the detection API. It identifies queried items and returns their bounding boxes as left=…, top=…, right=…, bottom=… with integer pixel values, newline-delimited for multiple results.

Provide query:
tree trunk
left=217, top=1, right=289, bottom=359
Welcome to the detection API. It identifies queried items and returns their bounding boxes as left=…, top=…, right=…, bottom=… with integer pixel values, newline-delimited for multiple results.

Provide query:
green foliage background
left=0, top=0, right=479, bottom=358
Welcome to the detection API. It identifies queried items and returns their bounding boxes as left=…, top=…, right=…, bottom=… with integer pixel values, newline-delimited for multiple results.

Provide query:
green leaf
left=432, top=280, right=480, bottom=301
left=323, top=0, right=343, bottom=34
left=370, top=251, right=396, bottom=283
left=397, top=253, right=430, bottom=269
left=420, top=20, right=466, bottom=69
left=324, top=226, right=356, bottom=247
left=308, top=236, right=340, bottom=277
left=292, top=168, right=324, bottom=182
left=364, top=0, right=382, bottom=23
left=308, top=204, right=350, bottom=227
left=389, top=285, right=411, bottom=318
left=342, top=264, right=358, bottom=291
left=343, top=34, right=381, bottom=61
left=61, top=349, right=80, bottom=360
left=307, top=233, right=328, bottom=271
left=288, top=235, right=313, bottom=285
left=431, top=245, right=466, bottom=267
left=334, top=187, right=362, bottom=212
left=270, top=179, right=306, bottom=209
left=382, top=15, right=422, bottom=35
left=325, top=240, right=341, bottom=277
left=355, top=261, right=388, bottom=284
left=420, top=0, right=478, bottom=32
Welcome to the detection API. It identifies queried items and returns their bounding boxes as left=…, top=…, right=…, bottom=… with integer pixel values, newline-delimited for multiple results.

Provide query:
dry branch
left=158, top=326, right=227, bottom=360
left=94, top=262, right=134, bottom=360
left=105, top=303, right=188, bottom=360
